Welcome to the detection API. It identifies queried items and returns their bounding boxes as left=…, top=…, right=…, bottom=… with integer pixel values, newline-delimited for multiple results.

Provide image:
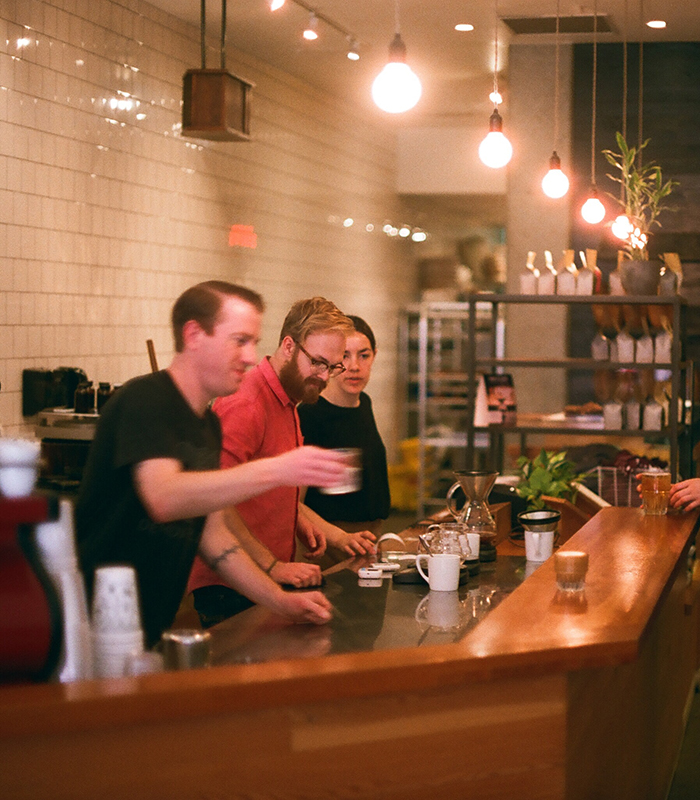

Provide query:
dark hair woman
left=298, top=315, right=390, bottom=535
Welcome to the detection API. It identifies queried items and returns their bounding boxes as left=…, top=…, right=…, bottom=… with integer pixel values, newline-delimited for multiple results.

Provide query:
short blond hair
left=278, top=297, right=354, bottom=345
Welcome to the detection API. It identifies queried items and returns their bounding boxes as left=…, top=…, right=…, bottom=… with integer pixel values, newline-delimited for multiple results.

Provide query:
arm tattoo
left=207, top=544, right=241, bottom=571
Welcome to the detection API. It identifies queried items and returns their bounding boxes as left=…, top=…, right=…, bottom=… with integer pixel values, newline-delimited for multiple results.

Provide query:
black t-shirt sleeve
left=112, top=380, right=184, bottom=469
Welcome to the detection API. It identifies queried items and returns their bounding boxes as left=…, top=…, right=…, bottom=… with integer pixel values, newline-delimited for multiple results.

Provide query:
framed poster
left=484, top=373, right=517, bottom=425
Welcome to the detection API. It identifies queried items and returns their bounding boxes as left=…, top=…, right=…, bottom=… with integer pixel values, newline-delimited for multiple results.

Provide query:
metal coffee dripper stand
left=446, top=471, right=499, bottom=562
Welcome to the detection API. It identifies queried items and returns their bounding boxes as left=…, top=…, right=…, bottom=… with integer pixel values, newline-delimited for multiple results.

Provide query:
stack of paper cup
left=91, top=565, right=144, bottom=678
left=34, top=499, right=93, bottom=682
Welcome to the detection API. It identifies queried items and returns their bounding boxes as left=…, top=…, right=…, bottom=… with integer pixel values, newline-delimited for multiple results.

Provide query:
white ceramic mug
left=524, top=530, right=554, bottom=562
left=416, top=553, right=461, bottom=591
left=463, top=532, right=480, bottom=561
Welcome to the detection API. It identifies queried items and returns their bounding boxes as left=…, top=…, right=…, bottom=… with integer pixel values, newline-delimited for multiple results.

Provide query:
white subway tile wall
left=0, top=0, right=415, bottom=450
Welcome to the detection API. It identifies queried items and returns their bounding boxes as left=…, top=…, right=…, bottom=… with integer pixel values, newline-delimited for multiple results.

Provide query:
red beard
left=279, top=354, right=327, bottom=404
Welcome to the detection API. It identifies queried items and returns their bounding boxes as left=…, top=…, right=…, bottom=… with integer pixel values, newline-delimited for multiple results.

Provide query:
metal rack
left=398, top=301, right=503, bottom=516
left=464, top=294, right=694, bottom=483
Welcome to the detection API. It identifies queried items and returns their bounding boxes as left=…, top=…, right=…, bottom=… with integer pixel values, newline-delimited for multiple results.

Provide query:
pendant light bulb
left=611, top=214, right=633, bottom=240
left=541, top=151, right=570, bottom=198
left=543, top=4, right=568, bottom=198
left=581, top=186, right=606, bottom=224
left=478, top=109, right=513, bottom=169
left=372, top=33, right=422, bottom=113
left=582, top=1, right=604, bottom=224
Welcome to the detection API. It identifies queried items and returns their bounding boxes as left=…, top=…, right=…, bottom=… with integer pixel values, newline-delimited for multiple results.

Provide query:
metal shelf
left=476, top=359, right=678, bottom=369
left=472, top=293, right=682, bottom=305
left=410, top=361, right=685, bottom=374
left=474, top=424, right=683, bottom=437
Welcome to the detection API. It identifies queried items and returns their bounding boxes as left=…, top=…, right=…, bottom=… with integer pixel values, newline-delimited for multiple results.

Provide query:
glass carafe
left=421, top=522, right=472, bottom=560
left=446, top=471, right=498, bottom=557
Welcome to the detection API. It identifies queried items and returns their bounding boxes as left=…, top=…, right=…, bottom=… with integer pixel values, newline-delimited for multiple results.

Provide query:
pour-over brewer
left=446, top=471, right=499, bottom=561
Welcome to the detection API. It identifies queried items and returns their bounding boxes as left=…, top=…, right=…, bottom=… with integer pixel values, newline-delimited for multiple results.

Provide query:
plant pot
left=619, top=259, right=661, bottom=295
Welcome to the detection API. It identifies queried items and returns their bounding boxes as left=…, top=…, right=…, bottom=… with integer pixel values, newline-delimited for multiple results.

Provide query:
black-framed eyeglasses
left=294, top=340, right=346, bottom=377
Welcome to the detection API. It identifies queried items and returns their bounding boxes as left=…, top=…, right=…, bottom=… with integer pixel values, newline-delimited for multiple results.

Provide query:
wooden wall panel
left=0, top=675, right=566, bottom=800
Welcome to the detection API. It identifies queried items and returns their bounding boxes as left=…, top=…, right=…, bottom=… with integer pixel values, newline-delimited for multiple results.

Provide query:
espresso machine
left=23, top=368, right=97, bottom=494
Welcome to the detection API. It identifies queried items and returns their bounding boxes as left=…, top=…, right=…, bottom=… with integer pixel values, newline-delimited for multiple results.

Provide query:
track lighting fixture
left=303, top=12, right=318, bottom=40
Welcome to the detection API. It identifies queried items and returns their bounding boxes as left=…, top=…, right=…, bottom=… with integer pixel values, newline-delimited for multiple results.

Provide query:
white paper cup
left=319, top=448, right=362, bottom=495
left=416, top=553, right=461, bottom=591
left=91, top=565, right=143, bottom=633
left=92, top=629, right=144, bottom=679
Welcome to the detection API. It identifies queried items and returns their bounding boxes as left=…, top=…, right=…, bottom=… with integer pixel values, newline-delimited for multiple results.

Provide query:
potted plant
left=515, top=448, right=585, bottom=511
left=602, top=132, right=678, bottom=294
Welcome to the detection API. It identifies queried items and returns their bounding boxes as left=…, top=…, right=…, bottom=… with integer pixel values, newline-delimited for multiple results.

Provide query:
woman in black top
left=298, top=316, right=390, bottom=535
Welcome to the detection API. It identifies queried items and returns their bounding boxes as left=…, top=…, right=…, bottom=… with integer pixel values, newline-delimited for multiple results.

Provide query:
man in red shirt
left=188, top=297, right=377, bottom=627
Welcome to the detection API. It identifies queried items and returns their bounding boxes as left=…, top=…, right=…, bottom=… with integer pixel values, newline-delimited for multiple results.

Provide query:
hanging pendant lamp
left=581, top=0, right=605, bottom=223
left=542, top=1, right=569, bottom=198
left=182, top=0, right=253, bottom=141
left=372, top=0, right=422, bottom=114
left=479, top=3, right=512, bottom=169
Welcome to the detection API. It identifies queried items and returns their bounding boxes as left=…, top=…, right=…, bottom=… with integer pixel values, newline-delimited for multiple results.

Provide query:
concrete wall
left=397, top=125, right=507, bottom=196
left=506, top=43, right=572, bottom=414
left=0, top=0, right=417, bottom=457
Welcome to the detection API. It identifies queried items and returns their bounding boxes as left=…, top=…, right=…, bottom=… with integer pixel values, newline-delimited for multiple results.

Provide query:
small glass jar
left=97, top=382, right=112, bottom=412
left=74, top=381, right=95, bottom=414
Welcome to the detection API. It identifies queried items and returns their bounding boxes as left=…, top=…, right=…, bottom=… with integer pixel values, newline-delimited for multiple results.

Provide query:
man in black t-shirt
left=76, top=281, right=349, bottom=645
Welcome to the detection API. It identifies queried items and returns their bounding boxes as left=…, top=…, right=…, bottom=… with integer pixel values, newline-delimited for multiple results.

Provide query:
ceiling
left=153, top=0, right=700, bottom=122
left=152, top=1, right=700, bottom=236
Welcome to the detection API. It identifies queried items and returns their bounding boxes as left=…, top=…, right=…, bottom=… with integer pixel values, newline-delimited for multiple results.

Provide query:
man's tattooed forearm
left=207, top=544, right=241, bottom=571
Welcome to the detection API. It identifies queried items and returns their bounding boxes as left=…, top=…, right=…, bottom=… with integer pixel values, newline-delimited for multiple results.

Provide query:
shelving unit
left=465, top=293, right=694, bottom=483
left=400, top=295, right=695, bottom=517
left=398, top=302, right=503, bottom=516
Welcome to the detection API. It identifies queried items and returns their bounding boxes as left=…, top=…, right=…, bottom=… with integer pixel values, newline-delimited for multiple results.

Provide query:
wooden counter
left=1, top=508, right=699, bottom=799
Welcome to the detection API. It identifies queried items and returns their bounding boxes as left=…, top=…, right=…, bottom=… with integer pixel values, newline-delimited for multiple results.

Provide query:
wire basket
left=591, top=466, right=643, bottom=507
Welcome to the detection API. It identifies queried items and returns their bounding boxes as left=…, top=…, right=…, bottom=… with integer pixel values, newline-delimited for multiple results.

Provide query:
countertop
left=0, top=506, right=697, bottom=739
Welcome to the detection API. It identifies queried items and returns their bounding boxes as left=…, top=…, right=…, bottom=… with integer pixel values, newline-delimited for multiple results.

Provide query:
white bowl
left=0, top=464, right=38, bottom=498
